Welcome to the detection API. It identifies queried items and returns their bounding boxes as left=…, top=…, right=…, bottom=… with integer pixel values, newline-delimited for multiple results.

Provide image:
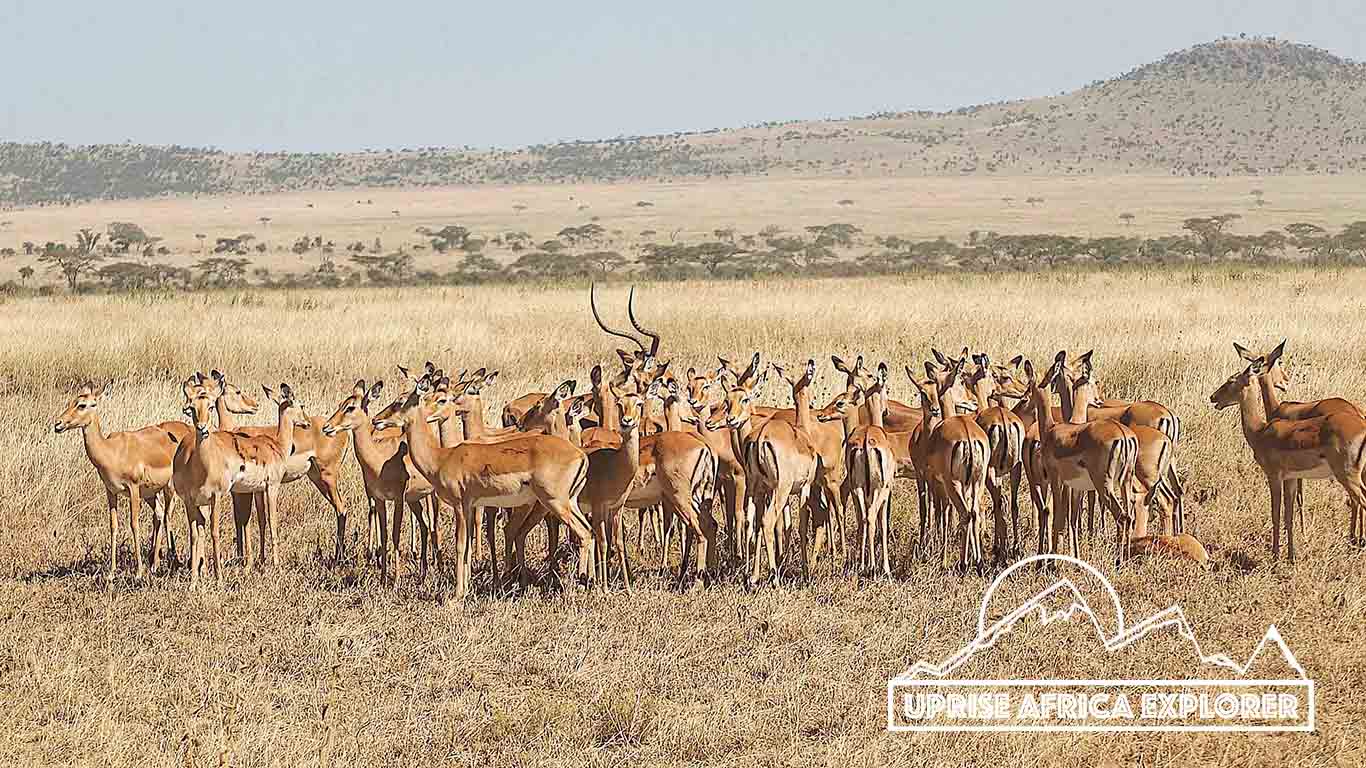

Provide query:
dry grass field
left=5, top=174, right=1366, bottom=283
left=2, top=271, right=1365, bottom=766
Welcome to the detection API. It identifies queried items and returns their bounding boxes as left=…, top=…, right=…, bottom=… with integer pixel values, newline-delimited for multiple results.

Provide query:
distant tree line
left=8, top=214, right=1366, bottom=297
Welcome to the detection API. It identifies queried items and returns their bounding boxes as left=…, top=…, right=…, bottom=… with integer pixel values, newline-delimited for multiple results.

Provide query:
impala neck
left=867, top=390, right=886, bottom=430
left=1234, top=380, right=1269, bottom=439
left=351, top=417, right=388, bottom=472
left=439, top=414, right=464, bottom=446
left=403, top=409, right=446, bottom=480
left=793, top=384, right=813, bottom=433
left=597, top=386, right=620, bottom=432
left=79, top=413, right=116, bottom=471
left=1031, top=381, right=1055, bottom=435
left=215, top=396, right=239, bottom=431
left=457, top=396, right=487, bottom=441
left=663, top=398, right=685, bottom=433
left=274, top=408, right=295, bottom=457
left=971, top=377, right=992, bottom=412
left=1257, top=373, right=1284, bottom=417
left=1055, top=378, right=1078, bottom=423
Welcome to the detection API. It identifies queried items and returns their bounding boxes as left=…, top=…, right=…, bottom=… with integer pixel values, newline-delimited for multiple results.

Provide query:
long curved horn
left=627, top=285, right=662, bottom=357
left=590, top=282, right=644, bottom=352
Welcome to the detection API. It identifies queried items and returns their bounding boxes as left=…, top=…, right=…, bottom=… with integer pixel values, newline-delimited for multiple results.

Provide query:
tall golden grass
left=1, top=269, right=1363, bottom=766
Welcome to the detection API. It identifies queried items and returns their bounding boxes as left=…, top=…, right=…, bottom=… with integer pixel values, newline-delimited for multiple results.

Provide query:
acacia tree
left=1181, top=213, right=1241, bottom=262
left=39, top=229, right=104, bottom=293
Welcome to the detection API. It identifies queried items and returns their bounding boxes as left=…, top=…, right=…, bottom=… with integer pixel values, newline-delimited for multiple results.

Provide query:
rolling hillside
left=4, top=37, right=1365, bottom=206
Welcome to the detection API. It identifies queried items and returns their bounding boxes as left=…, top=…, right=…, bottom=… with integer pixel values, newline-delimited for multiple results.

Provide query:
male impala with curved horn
left=53, top=381, right=191, bottom=581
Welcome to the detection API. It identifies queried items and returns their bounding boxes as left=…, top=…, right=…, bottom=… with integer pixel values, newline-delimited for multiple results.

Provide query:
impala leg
left=1268, top=478, right=1283, bottom=562
left=309, top=470, right=346, bottom=565
left=987, top=477, right=1005, bottom=567
left=209, top=494, right=222, bottom=586
left=1284, top=479, right=1298, bottom=565
left=1009, top=462, right=1022, bottom=558
left=232, top=494, right=252, bottom=567
left=184, top=499, right=198, bottom=588
left=389, top=493, right=405, bottom=580
left=483, top=506, right=497, bottom=586
left=146, top=493, right=163, bottom=578
left=408, top=500, right=429, bottom=583
left=614, top=506, right=632, bottom=593
left=375, top=498, right=391, bottom=583
left=452, top=498, right=472, bottom=599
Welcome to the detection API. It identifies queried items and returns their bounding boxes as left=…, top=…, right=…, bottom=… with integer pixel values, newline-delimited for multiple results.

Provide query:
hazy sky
left=2, top=0, right=1363, bottom=152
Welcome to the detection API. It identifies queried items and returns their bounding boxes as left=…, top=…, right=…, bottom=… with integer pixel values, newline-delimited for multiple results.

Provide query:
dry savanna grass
left=5, top=174, right=1366, bottom=283
left=2, top=270, right=1365, bottom=766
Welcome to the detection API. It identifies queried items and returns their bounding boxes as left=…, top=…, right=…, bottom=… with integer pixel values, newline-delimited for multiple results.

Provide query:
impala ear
left=396, top=365, right=414, bottom=383
left=262, top=384, right=277, bottom=403
left=566, top=399, right=585, bottom=419
left=1079, top=350, right=1094, bottom=365
left=831, top=355, right=850, bottom=375
left=555, top=380, right=576, bottom=400
left=853, top=355, right=864, bottom=373
left=1267, top=339, right=1286, bottom=366
left=211, top=369, right=225, bottom=384
left=591, top=365, right=603, bottom=386
left=877, top=361, right=888, bottom=382
left=366, top=381, right=384, bottom=406
left=1023, top=360, right=1036, bottom=383
left=280, top=383, right=294, bottom=402
left=484, top=371, right=499, bottom=388
left=616, top=349, right=635, bottom=367
left=1009, top=354, right=1024, bottom=369
left=415, top=376, right=432, bottom=394
left=424, top=361, right=436, bottom=376
left=668, top=379, right=680, bottom=397
left=924, top=361, right=937, bottom=380
left=803, top=358, right=816, bottom=383
left=101, top=380, right=114, bottom=398
left=686, top=367, right=696, bottom=381
left=1053, top=350, right=1067, bottom=365
left=904, top=365, right=917, bottom=383
left=931, top=348, right=949, bottom=366
left=1233, top=342, right=1257, bottom=362
left=751, top=368, right=768, bottom=396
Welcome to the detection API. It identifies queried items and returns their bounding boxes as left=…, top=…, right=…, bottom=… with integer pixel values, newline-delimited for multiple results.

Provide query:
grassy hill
left=4, top=37, right=1366, bottom=206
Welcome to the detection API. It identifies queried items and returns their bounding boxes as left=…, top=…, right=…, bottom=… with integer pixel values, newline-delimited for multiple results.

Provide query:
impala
left=969, top=354, right=1025, bottom=564
left=579, top=387, right=645, bottom=590
left=375, top=375, right=594, bottom=598
left=1237, top=339, right=1365, bottom=535
left=321, top=379, right=442, bottom=582
left=910, top=356, right=990, bottom=572
left=53, top=381, right=191, bottom=581
left=635, top=378, right=720, bottom=587
left=175, top=376, right=308, bottom=586
left=1210, top=357, right=1366, bottom=561
left=206, top=370, right=352, bottom=564
left=820, top=366, right=895, bottom=577
left=1028, top=353, right=1138, bottom=564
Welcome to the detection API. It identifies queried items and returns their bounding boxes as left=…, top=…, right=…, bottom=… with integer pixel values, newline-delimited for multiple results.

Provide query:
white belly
left=1284, top=465, right=1333, bottom=481
left=625, top=475, right=663, bottom=508
left=475, top=489, right=537, bottom=508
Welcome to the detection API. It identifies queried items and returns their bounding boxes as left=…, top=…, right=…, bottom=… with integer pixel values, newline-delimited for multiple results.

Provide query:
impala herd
left=50, top=288, right=1366, bottom=595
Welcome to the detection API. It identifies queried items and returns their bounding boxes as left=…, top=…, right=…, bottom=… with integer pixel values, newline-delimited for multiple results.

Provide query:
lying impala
left=54, top=381, right=191, bottom=582
left=374, top=374, right=594, bottom=598
left=1211, top=355, right=1366, bottom=561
